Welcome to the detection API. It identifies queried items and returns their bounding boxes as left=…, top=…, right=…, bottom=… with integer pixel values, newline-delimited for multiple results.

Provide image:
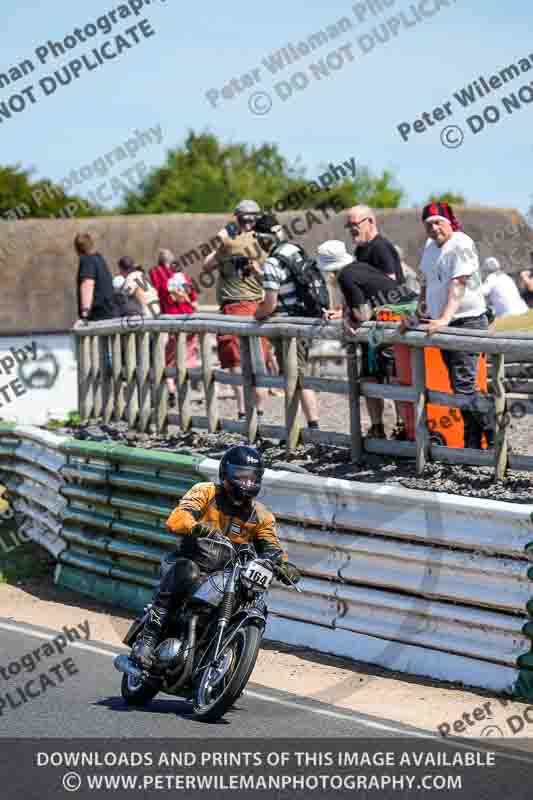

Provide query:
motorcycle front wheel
left=192, top=622, right=262, bottom=722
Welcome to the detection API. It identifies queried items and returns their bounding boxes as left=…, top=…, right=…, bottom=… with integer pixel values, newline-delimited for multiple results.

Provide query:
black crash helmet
left=219, top=445, right=264, bottom=502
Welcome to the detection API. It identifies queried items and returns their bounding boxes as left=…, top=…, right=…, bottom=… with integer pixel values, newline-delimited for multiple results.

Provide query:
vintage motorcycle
left=114, top=532, right=301, bottom=722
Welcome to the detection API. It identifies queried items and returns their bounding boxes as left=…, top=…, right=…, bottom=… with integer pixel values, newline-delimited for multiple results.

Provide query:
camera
left=232, top=256, right=252, bottom=278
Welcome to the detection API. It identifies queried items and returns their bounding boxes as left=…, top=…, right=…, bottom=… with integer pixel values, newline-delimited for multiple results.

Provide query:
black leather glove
left=191, top=522, right=218, bottom=539
left=277, top=561, right=301, bottom=585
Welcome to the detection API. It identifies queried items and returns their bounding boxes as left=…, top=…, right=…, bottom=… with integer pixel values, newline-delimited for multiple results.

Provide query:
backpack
left=273, top=244, right=330, bottom=317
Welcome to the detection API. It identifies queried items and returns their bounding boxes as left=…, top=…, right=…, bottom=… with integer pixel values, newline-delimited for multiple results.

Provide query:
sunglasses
left=345, top=217, right=370, bottom=229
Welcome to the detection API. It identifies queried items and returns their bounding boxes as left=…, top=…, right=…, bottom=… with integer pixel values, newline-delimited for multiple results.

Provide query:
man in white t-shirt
left=481, top=257, right=528, bottom=318
left=416, top=201, right=492, bottom=449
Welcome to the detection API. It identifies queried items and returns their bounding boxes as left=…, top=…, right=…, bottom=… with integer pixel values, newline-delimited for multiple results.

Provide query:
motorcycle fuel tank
left=190, top=571, right=227, bottom=607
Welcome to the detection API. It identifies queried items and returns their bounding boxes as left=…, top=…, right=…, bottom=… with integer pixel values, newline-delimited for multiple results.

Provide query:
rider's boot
left=131, top=604, right=169, bottom=669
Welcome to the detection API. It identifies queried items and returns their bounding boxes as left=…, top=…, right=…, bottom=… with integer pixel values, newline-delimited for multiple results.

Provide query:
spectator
left=254, top=214, right=320, bottom=431
left=416, top=201, right=493, bottom=449
left=519, top=252, right=533, bottom=308
left=481, top=257, right=528, bottom=318
left=317, top=240, right=346, bottom=313
left=395, top=245, right=420, bottom=294
left=345, top=206, right=405, bottom=283
left=75, top=233, right=116, bottom=323
left=322, top=240, right=414, bottom=439
left=203, top=199, right=268, bottom=421
left=168, top=265, right=200, bottom=370
left=118, top=256, right=160, bottom=318
left=112, top=273, right=143, bottom=318
left=149, top=249, right=198, bottom=405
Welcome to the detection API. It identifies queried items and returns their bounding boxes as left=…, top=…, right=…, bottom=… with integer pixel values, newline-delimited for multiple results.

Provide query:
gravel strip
left=53, top=382, right=533, bottom=505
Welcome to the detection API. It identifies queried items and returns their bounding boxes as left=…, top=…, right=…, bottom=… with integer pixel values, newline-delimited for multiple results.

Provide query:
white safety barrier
left=1, top=424, right=533, bottom=699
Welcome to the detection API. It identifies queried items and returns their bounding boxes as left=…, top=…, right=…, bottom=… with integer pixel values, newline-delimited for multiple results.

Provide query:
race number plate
left=243, top=560, right=273, bottom=590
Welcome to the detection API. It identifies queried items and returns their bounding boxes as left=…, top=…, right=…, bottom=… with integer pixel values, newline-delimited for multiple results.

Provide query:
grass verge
left=0, top=536, right=55, bottom=584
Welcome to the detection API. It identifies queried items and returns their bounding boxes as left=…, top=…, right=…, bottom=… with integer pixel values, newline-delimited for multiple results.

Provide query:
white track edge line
left=3, top=619, right=533, bottom=765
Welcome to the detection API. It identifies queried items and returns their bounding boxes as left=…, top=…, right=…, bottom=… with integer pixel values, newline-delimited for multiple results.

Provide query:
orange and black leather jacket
left=166, top=482, right=288, bottom=563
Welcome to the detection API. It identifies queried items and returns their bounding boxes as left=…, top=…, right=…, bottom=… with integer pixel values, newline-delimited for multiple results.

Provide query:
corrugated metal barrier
left=2, top=422, right=533, bottom=700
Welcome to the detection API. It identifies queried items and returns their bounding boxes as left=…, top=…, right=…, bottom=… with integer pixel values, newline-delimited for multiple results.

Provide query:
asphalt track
left=4, top=619, right=533, bottom=800
left=0, top=619, right=426, bottom=739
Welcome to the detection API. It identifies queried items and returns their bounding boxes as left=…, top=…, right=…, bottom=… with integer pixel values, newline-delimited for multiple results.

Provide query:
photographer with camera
left=203, top=200, right=270, bottom=419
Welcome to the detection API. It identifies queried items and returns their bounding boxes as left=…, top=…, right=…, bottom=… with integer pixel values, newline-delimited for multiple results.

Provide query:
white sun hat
left=317, top=240, right=354, bottom=272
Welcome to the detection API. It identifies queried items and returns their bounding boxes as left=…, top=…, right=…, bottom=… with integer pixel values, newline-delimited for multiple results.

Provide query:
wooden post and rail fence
left=73, top=313, right=533, bottom=481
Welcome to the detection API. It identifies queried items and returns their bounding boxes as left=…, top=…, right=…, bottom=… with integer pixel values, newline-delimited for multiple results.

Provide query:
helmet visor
left=225, top=464, right=262, bottom=493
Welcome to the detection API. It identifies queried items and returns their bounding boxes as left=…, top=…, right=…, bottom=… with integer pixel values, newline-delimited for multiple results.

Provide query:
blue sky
left=1, top=0, right=532, bottom=215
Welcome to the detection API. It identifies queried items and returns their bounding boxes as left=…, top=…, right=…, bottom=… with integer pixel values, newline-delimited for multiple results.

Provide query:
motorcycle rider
left=132, top=445, right=300, bottom=669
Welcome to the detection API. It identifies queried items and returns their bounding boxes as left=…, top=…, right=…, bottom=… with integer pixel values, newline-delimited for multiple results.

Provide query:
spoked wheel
left=121, top=669, right=160, bottom=707
left=192, top=623, right=262, bottom=722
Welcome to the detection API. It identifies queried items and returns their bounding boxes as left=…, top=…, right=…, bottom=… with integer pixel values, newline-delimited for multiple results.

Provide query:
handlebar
left=271, top=562, right=303, bottom=593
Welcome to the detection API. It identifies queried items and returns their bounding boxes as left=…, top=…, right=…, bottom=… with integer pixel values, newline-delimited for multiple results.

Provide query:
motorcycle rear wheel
left=192, top=622, right=262, bottom=722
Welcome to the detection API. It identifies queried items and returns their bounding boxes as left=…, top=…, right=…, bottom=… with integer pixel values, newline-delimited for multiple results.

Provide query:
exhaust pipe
left=114, top=654, right=143, bottom=681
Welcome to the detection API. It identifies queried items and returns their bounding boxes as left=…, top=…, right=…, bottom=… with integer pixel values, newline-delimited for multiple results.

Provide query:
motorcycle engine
left=154, top=637, right=185, bottom=673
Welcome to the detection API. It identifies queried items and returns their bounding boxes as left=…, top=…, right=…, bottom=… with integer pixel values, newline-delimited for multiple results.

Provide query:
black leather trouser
left=440, top=313, right=493, bottom=448
left=154, top=556, right=202, bottom=612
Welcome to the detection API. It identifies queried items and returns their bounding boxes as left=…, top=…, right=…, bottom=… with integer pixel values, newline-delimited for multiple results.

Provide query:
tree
left=119, top=131, right=405, bottom=214
left=119, top=131, right=305, bottom=214
left=338, top=167, right=404, bottom=209
left=425, top=191, right=466, bottom=206
left=0, top=165, right=100, bottom=221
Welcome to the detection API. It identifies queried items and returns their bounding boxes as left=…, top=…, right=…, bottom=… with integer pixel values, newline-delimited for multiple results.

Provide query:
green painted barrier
left=55, top=437, right=207, bottom=619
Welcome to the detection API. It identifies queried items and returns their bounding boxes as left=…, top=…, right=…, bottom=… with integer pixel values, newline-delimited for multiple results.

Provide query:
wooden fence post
left=136, top=331, right=151, bottom=433
left=153, top=332, right=167, bottom=433
left=492, top=352, right=508, bottom=481
left=177, top=332, right=192, bottom=431
left=78, top=335, right=93, bottom=422
left=346, top=341, right=363, bottom=463
left=284, top=336, right=300, bottom=453
left=91, top=336, right=103, bottom=421
left=124, top=332, right=139, bottom=428
left=411, top=347, right=429, bottom=474
left=240, top=336, right=258, bottom=443
left=111, top=333, right=125, bottom=422
left=101, top=336, right=114, bottom=424
left=201, top=333, right=219, bottom=433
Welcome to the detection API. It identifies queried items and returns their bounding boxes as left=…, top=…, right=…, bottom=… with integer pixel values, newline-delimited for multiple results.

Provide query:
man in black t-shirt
left=327, top=259, right=416, bottom=439
left=75, top=233, right=116, bottom=322
left=345, top=205, right=404, bottom=284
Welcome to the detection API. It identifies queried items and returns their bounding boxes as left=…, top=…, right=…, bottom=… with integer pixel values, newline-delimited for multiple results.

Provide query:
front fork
left=212, top=562, right=238, bottom=662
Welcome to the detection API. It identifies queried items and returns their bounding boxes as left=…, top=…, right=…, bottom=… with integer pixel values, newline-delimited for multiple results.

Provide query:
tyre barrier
left=2, top=422, right=533, bottom=699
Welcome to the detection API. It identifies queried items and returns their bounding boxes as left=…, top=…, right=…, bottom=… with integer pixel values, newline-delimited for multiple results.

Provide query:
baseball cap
left=234, top=199, right=261, bottom=217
